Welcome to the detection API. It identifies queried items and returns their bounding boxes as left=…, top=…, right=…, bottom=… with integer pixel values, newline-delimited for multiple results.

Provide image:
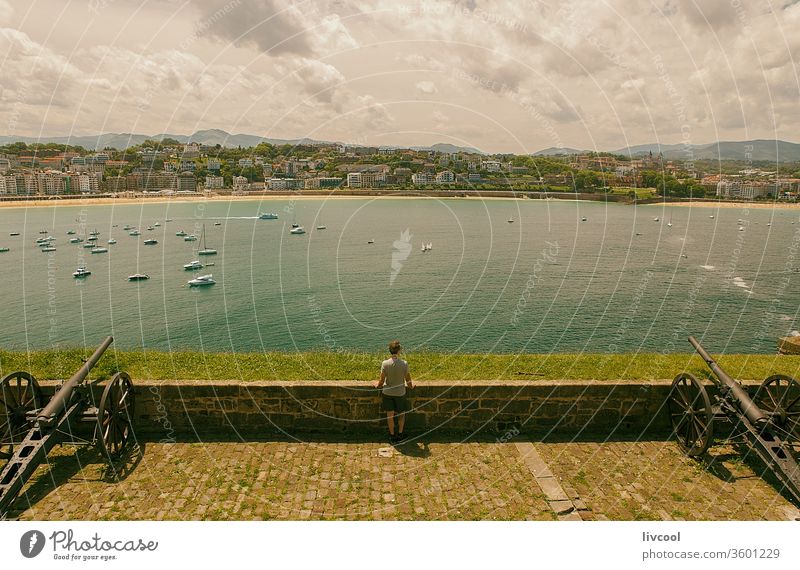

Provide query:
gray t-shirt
left=381, top=356, right=409, bottom=396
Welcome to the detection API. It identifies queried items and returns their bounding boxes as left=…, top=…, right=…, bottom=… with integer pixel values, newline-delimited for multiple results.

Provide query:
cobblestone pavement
left=536, top=440, right=800, bottom=521
left=8, top=438, right=800, bottom=521
left=11, top=439, right=552, bottom=521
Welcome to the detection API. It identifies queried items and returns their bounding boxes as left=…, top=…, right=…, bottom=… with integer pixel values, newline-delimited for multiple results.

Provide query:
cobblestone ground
left=8, top=439, right=800, bottom=521
left=11, top=440, right=552, bottom=521
left=536, top=440, right=800, bottom=521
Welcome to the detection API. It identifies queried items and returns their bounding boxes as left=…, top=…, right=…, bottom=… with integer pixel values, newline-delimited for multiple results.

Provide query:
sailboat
left=667, top=214, right=673, bottom=228
left=198, top=224, right=217, bottom=255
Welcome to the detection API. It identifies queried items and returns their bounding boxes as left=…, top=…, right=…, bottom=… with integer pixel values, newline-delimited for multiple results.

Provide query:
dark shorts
left=381, top=393, right=410, bottom=413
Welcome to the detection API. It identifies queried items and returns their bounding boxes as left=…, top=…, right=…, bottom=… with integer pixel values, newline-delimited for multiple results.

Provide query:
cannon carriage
left=0, top=337, right=136, bottom=516
left=668, top=336, right=800, bottom=504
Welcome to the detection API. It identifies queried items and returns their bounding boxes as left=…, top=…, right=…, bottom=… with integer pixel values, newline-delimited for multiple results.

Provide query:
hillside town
left=2, top=139, right=800, bottom=201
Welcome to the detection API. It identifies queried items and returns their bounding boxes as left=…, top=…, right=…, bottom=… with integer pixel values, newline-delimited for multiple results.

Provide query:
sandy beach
left=648, top=200, right=800, bottom=210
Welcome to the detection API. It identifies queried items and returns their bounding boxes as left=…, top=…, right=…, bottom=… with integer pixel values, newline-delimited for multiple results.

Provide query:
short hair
left=388, top=340, right=402, bottom=354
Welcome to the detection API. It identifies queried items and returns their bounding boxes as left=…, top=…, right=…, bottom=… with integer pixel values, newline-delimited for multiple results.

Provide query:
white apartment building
left=412, top=172, right=434, bottom=185
left=205, top=175, right=224, bottom=189
left=435, top=170, right=455, bottom=184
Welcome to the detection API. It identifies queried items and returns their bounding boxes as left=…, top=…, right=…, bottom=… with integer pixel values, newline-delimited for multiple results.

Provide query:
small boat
left=107, top=239, right=117, bottom=244
left=197, top=225, right=217, bottom=255
left=9, top=232, right=19, bottom=236
left=316, top=225, right=327, bottom=230
left=188, top=274, right=216, bottom=287
left=144, top=239, right=158, bottom=245
left=367, top=239, right=374, bottom=244
left=89, top=229, right=100, bottom=236
left=154, top=222, right=161, bottom=227
left=291, top=223, right=300, bottom=228
left=128, top=273, right=150, bottom=281
left=214, top=222, right=221, bottom=226
left=681, top=254, right=688, bottom=258
left=421, top=242, right=432, bottom=252
left=86, top=236, right=97, bottom=242
left=184, top=260, right=203, bottom=270
left=738, top=227, right=745, bottom=231
left=123, top=225, right=133, bottom=230
left=205, top=262, right=215, bottom=267
left=165, top=219, right=172, bottom=222
left=507, top=217, right=514, bottom=223
left=38, top=229, right=48, bottom=234
left=73, top=267, right=91, bottom=278
left=67, top=230, right=76, bottom=235
left=259, top=212, right=279, bottom=220
left=184, top=235, right=197, bottom=242
left=767, top=223, right=772, bottom=227
left=41, top=246, right=56, bottom=252
left=176, top=230, right=187, bottom=237
left=290, top=226, right=306, bottom=235
left=83, top=243, right=95, bottom=248
left=112, top=224, right=118, bottom=228
left=129, top=230, right=141, bottom=236
left=653, top=217, right=660, bottom=222
left=70, top=237, right=83, bottom=244
left=427, top=242, right=432, bottom=251
left=0, top=247, right=9, bottom=253
left=635, top=232, right=643, bottom=236
left=146, top=226, right=155, bottom=231
left=91, top=247, right=108, bottom=253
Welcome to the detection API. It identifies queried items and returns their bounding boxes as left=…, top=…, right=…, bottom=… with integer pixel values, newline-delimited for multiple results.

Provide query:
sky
left=0, top=0, right=799, bottom=153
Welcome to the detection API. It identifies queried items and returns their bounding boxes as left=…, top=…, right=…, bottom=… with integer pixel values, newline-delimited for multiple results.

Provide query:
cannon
left=0, top=336, right=135, bottom=516
left=668, top=336, right=800, bottom=504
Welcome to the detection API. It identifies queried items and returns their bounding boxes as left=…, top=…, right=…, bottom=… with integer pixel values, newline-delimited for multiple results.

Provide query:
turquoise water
left=0, top=197, right=798, bottom=353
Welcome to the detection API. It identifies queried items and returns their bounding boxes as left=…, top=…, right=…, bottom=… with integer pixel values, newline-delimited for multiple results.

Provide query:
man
left=375, top=340, right=414, bottom=443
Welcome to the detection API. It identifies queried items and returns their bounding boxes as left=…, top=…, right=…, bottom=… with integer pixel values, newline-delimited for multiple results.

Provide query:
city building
left=204, top=175, right=224, bottom=190
left=435, top=170, right=455, bottom=184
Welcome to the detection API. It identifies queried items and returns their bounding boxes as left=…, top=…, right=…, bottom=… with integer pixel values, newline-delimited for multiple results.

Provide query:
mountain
left=0, top=130, right=333, bottom=151
left=532, top=146, right=585, bottom=156
left=611, top=139, right=800, bottom=162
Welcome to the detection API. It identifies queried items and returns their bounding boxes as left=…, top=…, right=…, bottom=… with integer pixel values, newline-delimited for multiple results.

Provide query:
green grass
left=1, top=349, right=799, bottom=383
left=610, top=187, right=659, bottom=199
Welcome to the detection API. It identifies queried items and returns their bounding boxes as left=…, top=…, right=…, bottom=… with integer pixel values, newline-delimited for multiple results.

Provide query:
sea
left=0, top=197, right=797, bottom=354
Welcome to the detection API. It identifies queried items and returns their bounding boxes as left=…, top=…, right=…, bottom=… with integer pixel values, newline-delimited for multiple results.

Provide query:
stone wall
left=54, top=380, right=682, bottom=441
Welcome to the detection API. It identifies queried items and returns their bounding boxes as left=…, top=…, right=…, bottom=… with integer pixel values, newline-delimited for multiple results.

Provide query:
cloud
left=415, top=80, right=437, bottom=94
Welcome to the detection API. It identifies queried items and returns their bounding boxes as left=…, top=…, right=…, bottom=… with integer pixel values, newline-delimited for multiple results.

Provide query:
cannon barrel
left=36, top=336, right=114, bottom=427
left=688, top=335, right=767, bottom=427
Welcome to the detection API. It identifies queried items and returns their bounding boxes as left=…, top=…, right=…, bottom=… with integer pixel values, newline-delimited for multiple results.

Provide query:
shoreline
left=1, top=192, right=799, bottom=210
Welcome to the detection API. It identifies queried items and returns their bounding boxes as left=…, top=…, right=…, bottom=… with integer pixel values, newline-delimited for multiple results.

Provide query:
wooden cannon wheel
left=754, top=374, right=800, bottom=444
left=0, top=372, right=43, bottom=460
left=97, top=372, right=136, bottom=459
left=668, top=373, right=714, bottom=456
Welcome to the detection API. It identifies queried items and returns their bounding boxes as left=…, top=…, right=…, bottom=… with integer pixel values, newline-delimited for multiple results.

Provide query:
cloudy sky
left=1, top=0, right=798, bottom=153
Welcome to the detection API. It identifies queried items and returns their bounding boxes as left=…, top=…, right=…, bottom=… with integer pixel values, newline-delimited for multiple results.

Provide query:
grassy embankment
left=1, top=349, right=798, bottom=383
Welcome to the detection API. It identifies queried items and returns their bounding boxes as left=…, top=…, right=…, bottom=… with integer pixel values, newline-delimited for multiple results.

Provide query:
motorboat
left=366, top=239, right=374, bottom=244
left=91, top=247, right=108, bottom=253
left=188, top=274, right=216, bottom=287
left=176, top=230, right=187, bottom=237
left=86, top=236, right=97, bottom=242
left=38, top=229, right=48, bottom=234
left=184, top=234, right=197, bottom=241
left=146, top=226, right=155, bottom=231
left=73, top=267, right=91, bottom=278
left=198, top=225, right=217, bottom=255
left=259, top=212, right=279, bottom=220
left=41, top=246, right=56, bottom=252
left=184, top=260, right=203, bottom=270
left=144, top=239, right=158, bottom=245
left=128, top=273, right=150, bottom=281
left=581, top=217, right=587, bottom=222
left=83, top=243, right=96, bottom=248
left=107, top=239, right=117, bottom=244
left=67, top=230, right=76, bottom=235
left=316, top=225, right=327, bottom=230
left=129, top=230, right=141, bottom=236
left=154, top=222, right=161, bottom=227
left=9, top=232, right=19, bottom=236
left=0, top=247, right=9, bottom=253
left=290, top=227, right=306, bottom=235
left=89, top=229, right=100, bottom=236
left=123, top=225, right=133, bottom=230
left=165, top=219, right=172, bottom=222
left=507, top=217, right=514, bottom=223
left=291, top=223, right=300, bottom=228
left=70, top=237, right=83, bottom=244
left=653, top=217, right=660, bottom=222
left=214, top=222, right=221, bottom=226
left=709, top=215, right=715, bottom=219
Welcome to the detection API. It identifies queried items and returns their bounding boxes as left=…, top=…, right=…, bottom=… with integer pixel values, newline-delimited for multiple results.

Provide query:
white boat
left=316, top=225, right=327, bottom=230
left=0, top=247, right=9, bottom=253
left=144, top=238, right=158, bottom=245
left=165, top=219, right=172, bottom=222
left=38, top=229, right=48, bottom=234
left=366, top=238, right=374, bottom=244
left=214, top=222, right=221, bottom=226
left=91, top=247, right=108, bottom=254
left=188, top=274, right=216, bottom=287
left=198, top=225, right=217, bottom=255
left=107, top=239, right=117, bottom=244
left=146, top=226, right=155, bottom=231
left=259, top=212, right=279, bottom=219
left=291, top=223, right=300, bottom=228
left=654, top=217, right=660, bottom=222
left=581, top=217, right=587, bottom=222
left=507, top=217, right=514, bottom=223
left=184, top=260, right=203, bottom=270
left=41, top=246, right=56, bottom=252
left=184, top=235, right=197, bottom=242
left=129, top=230, right=141, bottom=236
left=9, top=232, right=20, bottom=236
left=128, top=273, right=149, bottom=281
left=427, top=242, right=432, bottom=251
left=123, top=225, right=133, bottom=230
left=154, top=222, right=160, bottom=227
left=67, top=230, right=76, bottom=235
left=70, top=237, right=83, bottom=244
left=176, top=230, right=187, bottom=237
left=709, top=215, right=715, bottom=219
left=86, top=236, right=97, bottom=242
left=290, top=226, right=306, bottom=235
left=83, top=243, right=96, bottom=248
left=738, top=227, right=745, bottom=231
left=73, top=267, right=91, bottom=278
left=89, top=229, right=100, bottom=236
left=421, top=243, right=427, bottom=252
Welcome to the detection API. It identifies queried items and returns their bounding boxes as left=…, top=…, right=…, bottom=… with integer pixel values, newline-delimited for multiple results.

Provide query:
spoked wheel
left=0, top=372, right=43, bottom=460
left=97, top=372, right=136, bottom=459
left=754, top=374, right=800, bottom=443
left=668, top=373, right=714, bottom=456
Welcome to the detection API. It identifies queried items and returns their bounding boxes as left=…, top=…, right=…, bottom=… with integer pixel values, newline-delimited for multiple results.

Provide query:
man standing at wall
left=375, top=340, right=414, bottom=443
